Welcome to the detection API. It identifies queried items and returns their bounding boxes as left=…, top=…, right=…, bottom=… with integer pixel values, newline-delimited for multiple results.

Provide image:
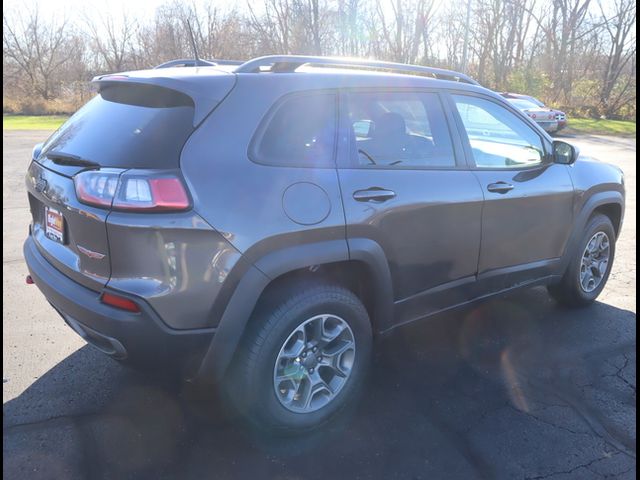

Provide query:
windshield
left=508, top=98, right=541, bottom=110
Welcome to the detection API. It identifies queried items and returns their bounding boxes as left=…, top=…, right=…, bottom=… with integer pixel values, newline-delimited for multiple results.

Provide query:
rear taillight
left=113, top=176, right=190, bottom=211
left=75, top=170, right=190, bottom=212
left=74, top=170, right=120, bottom=208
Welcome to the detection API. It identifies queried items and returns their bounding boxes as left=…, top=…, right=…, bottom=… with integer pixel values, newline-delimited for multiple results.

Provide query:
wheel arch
left=195, top=238, right=394, bottom=383
left=560, top=191, right=624, bottom=273
left=593, top=202, right=623, bottom=238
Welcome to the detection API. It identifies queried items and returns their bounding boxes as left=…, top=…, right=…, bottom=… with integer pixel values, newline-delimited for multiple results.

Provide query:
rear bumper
left=24, top=236, right=214, bottom=375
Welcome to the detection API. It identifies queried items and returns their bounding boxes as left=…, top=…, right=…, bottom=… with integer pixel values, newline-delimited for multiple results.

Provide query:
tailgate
left=26, top=161, right=112, bottom=291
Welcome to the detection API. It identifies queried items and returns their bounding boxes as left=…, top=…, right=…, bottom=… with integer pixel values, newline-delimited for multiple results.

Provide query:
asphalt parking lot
left=3, top=130, right=636, bottom=480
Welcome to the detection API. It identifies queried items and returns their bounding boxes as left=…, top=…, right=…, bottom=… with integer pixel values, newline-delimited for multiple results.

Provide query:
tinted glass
left=346, top=91, right=455, bottom=168
left=453, top=95, right=544, bottom=169
left=41, top=84, right=195, bottom=169
left=253, top=93, right=337, bottom=167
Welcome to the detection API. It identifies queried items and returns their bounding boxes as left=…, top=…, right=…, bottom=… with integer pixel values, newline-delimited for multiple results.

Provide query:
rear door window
left=40, top=84, right=195, bottom=169
left=251, top=93, right=337, bottom=167
left=345, top=91, right=455, bottom=168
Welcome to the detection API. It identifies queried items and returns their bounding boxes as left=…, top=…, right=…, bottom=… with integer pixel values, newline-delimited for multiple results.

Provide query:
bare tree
left=471, top=0, right=502, bottom=85
left=2, top=0, right=637, bottom=119
left=533, top=0, right=593, bottom=102
left=336, top=0, right=364, bottom=56
left=597, top=0, right=636, bottom=116
left=3, top=7, right=80, bottom=100
left=192, top=5, right=253, bottom=59
left=84, top=12, right=137, bottom=73
left=490, top=0, right=538, bottom=88
left=308, top=0, right=322, bottom=54
left=369, top=0, right=436, bottom=64
left=438, top=2, right=467, bottom=69
left=247, top=0, right=294, bottom=53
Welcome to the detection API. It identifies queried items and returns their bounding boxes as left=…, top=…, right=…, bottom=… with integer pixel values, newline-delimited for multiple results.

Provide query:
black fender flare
left=346, top=238, right=395, bottom=331
left=558, top=191, right=624, bottom=274
left=195, top=238, right=394, bottom=383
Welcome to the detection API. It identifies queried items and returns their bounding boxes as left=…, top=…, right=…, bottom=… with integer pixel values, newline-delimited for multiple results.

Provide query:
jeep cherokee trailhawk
left=24, top=55, right=625, bottom=431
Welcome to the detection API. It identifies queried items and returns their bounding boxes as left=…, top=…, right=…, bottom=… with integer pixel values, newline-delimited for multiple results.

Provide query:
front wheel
left=226, top=284, right=372, bottom=432
left=548, top=214, right=616, bottom=307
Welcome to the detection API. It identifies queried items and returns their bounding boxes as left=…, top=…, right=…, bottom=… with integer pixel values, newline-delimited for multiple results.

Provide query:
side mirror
left=553, top=140, right=579, bottom=165
left=32, top=142, right=44, bottom=161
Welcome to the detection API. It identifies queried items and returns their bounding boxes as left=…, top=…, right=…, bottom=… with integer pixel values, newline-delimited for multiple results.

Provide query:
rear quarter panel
left=106, top=211, right=245, bottom=330
left=180, top=75, right=348, bottom=267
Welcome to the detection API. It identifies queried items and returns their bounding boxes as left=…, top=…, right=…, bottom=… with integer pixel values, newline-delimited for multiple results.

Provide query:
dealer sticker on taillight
left=45, top=206, right=65, bottom=243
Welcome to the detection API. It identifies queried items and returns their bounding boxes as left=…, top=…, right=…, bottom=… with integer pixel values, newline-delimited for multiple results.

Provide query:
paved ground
left=3, top=130, right=636, bottom=480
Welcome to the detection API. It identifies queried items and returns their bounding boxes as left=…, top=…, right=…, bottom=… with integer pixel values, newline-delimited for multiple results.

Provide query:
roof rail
left=234, top=55, right=479, bottom=85
left=155, top=58, right=243, bottom=69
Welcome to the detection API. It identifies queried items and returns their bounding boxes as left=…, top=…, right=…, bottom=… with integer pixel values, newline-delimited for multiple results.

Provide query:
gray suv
left=24, top=55, right=625, bottom=431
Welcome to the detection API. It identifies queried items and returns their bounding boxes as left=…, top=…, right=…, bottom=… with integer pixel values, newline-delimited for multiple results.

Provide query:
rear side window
left=40, top=84, right=195, bottom=169
left=251, top=93, right=337, bottom=167
left=346, top=91, right=455, bottom=168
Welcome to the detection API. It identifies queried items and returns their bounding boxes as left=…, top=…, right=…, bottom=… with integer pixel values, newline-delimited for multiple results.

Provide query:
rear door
left=448, top=93, right=574, bottom=288
left=25, top=81, right=216, bottom=291
left=337, top=89, right=484, bottom=325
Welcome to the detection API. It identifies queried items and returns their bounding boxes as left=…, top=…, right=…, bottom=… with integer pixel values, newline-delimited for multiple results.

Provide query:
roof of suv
left=93, top=55, right=498, bottom=114
left=233, top=67, right=493, bottom=97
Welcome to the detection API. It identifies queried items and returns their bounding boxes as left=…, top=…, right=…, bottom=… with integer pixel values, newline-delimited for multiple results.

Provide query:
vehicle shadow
left=3, top=287, right=636, bottom=480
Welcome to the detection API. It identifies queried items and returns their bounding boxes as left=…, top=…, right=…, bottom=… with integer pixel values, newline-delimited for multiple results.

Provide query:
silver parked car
left=502, top=93, right=568, bottom=134
left=506, top=97, right=560, bottom=132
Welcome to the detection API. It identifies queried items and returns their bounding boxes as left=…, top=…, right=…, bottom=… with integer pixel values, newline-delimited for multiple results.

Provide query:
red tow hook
left=25, top=275, right=34, bottom=285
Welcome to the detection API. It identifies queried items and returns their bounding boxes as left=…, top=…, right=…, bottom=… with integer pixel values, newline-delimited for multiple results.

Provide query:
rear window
left=250, top=93, right=337, bottom=167
left=40, top=84, right=195, bottom=169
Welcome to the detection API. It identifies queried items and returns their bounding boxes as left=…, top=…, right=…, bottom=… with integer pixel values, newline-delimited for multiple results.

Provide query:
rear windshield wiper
left=46, top=151, right=100, bottom=168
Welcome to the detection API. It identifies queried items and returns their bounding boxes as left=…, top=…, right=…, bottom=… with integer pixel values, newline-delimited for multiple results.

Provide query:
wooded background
left=3, top=0, right=636, bottom=119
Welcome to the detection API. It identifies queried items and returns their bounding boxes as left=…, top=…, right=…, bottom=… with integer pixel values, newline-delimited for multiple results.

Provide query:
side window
left=252, top=93, right=336, bottom=167
left=453, top=95, right=545, bottom=169
left=346, top=91, right=455, bottom=168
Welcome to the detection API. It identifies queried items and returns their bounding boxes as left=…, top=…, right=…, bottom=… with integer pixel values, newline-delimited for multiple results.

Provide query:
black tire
left=548, top=214, right=616, bottom=307
left=225, top=283, right=372, bottom=432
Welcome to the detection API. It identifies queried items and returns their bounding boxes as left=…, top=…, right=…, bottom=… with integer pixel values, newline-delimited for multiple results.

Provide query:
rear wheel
left=226, top=283, right=372, bottom=432
left=548, top=214, right=615, bottom=307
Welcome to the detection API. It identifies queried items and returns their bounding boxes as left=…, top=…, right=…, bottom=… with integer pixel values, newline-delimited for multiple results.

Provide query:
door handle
left=487, top=182, right=514, bottom=194
left=353, top=187, right=396, bottom=202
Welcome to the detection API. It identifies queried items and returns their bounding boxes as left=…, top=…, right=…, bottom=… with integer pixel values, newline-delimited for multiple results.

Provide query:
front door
left=449, top=93, right=574, bottom=289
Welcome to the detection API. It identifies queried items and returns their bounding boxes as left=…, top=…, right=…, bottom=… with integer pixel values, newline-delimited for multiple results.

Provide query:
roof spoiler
left=234, top=55, right=480, bottom=85
left=91, top=73, right=234, bottom=127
